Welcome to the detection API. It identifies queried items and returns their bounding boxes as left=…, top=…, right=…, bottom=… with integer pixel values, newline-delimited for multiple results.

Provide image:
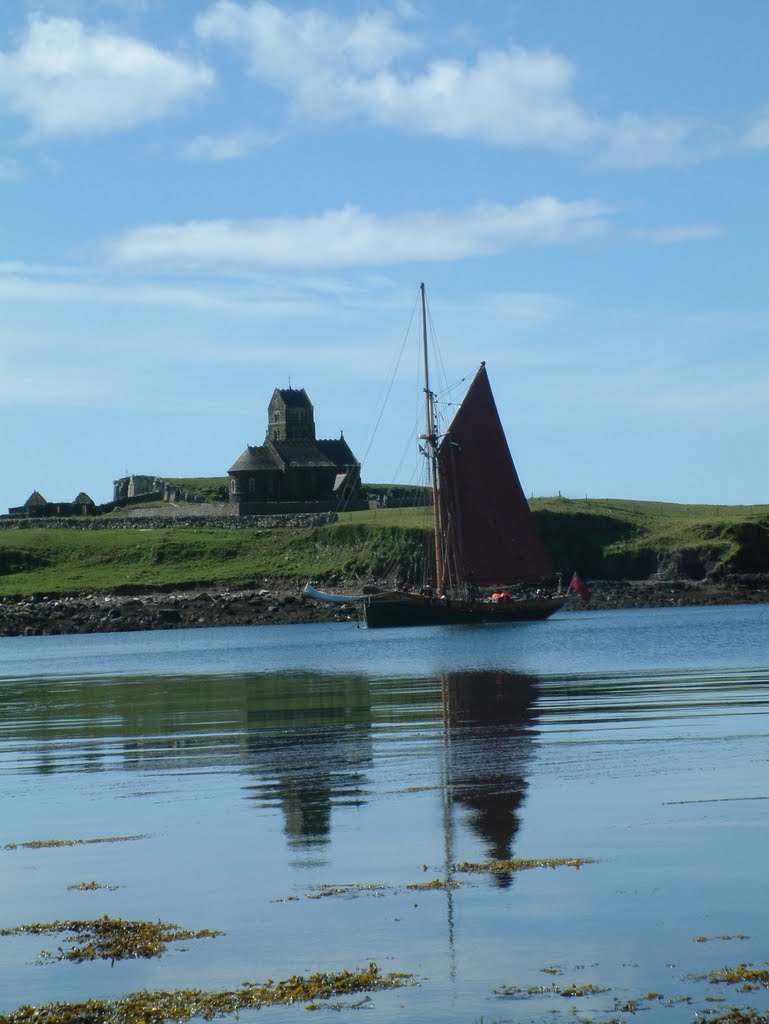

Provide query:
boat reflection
left=440, top=671, right=538, bottom=889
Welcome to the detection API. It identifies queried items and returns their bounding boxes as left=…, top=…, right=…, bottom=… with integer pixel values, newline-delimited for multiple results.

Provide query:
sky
left=1, top=0, right=768, bottom=511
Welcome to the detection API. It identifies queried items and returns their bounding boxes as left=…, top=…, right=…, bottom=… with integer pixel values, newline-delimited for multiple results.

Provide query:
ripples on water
left=1, top=604, right=768, bottom=1022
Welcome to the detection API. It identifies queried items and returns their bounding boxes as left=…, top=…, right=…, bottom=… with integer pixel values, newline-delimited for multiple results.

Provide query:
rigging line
left=389, top=407, right=424, bottom=483
left=434, top=374, right=471, bottom=402
left=358, top=289, right=420, bottom=473
left=423, top=292, right=451, bottom=401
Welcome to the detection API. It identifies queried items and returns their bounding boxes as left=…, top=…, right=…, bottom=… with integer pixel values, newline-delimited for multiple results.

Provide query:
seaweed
left=307, top=884, right=389, bottom=899
left=495, top=981, right=610, bottom=998
left=454, top=856, right=596, bottom=874
left=66, top=882, right=118, bottom=892
left=3, top=836, right=147, bottom=851
left=703, top=1011, right=769, bottom=1024
left=0, top=963, right=412, bottom=1024
left=0, top=916, right=222, bottom=964
left=406, top=879, right=459, bottom=891
left=703, top=964, right=769, bottom=989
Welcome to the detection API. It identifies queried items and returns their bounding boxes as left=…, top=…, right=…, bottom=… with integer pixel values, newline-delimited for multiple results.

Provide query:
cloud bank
left=194, top=0, right=714, bottom=166
left=0, top=15, right=213, bottom=137
left=106, top=198, right=612, bottom=269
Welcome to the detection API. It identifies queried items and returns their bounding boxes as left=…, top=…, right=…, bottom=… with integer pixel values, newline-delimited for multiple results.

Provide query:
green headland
left=1, top=488, right=768, bottom=599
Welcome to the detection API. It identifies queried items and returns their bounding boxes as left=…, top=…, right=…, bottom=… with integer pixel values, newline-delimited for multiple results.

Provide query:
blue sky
left=1, top=0, right=767, bottom=511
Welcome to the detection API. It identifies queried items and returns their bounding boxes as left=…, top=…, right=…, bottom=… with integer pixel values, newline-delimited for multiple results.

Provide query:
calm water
left=1, top=604, right=768, bottom=1022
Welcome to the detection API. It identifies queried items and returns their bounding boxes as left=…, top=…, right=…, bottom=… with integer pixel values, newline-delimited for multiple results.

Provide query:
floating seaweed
left=0, top=963, right=412, bottom=1024
left=306, top=884, right=390, bottom=899
left=454, top=856, right=597, bottom=874
left=66, top=882, right=118, bottom=892
left=694, top=934, right=752, bottom=943
left=495, top=980, right=610, bottom=998
left=3, top=836, right=147, bottom=851
left=702, top=964, right=769, bottom=989
left=0, top=916, right=222, bottom=964
left=703, top=1011, right=769, bottom=1024
left=406, top=879, right=459, bottom=891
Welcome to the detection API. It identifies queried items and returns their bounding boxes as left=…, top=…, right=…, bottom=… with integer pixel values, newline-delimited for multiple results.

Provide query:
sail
left=437, top=364, right=554, bottom=585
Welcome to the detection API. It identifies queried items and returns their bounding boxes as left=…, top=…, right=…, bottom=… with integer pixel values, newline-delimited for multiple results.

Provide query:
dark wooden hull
left=364, top=592, right=565, bottom=629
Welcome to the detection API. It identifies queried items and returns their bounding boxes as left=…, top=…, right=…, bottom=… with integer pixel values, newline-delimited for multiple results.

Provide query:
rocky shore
left=0, top=584, right=355, bottom=637
left=1, top=574, right=768, bottom=637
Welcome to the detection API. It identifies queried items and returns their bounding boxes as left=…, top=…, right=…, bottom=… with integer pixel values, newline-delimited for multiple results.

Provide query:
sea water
left=1, top=604, right=768, bottom=1022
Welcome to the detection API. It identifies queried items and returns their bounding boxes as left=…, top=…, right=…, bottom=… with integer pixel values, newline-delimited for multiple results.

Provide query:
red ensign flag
left=570, top=572, right=591, bottom=603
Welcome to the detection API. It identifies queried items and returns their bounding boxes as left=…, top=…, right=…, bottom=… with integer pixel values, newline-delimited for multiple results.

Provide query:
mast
left=420, top=283, right=444, bottom=592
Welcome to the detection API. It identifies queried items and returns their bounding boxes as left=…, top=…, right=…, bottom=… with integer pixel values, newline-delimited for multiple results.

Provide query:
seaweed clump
left=704, top=963, right=769, bottom=990
left=66, top=882, right=118, bottom=892
left=454, top=856, right=596, bottom=874
left=0, top=916, right=222, bottom=964
left=3, top=836, right=146, bottom=850
left=406, top=879, right=459, bottom=891
left=703, top=1011, right=769, bottom=1024
left=0, top=963, right=412, bottom=1024
left=495, top=981, right=610, bottom=998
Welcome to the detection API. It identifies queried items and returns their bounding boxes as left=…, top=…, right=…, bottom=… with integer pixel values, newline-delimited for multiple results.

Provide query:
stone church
left=228, top=387, right=364, bottom=516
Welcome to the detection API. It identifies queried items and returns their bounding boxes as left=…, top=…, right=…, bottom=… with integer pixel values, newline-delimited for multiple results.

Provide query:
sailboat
left=304, top=284, right=565, bottom=628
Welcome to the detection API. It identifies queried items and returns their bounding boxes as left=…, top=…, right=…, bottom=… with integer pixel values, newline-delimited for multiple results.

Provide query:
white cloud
left=629, top=224, right=725, bottom=244
left=743, top=104, right=769, bottom=149
left=342, top=49, right=598, bottom=148
left=593, top=112, right=718, bottom=169
left=0, top=15, right=214, bottom=137
left=180, top=128, right=268, bottom=161
left=195, top=0, right=416, bottom=84
left=195, top=1, right=725, bottom=164
left=196, top=1, right=596, bottom=149
left=105, top=198, right=611, bottom=269
left=0, top=265, right=324, bottom=318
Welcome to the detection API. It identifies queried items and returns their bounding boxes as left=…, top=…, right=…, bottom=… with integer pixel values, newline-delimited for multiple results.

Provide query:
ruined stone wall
left=0, top=511, right=337, bottom=531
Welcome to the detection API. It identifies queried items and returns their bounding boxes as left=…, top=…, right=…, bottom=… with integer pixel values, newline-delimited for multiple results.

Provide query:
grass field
left=0, top=497, right=767, bottom=598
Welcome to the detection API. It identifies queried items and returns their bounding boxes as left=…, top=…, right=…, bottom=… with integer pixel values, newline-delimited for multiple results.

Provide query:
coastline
left=1, top=575, right=768, bottom=637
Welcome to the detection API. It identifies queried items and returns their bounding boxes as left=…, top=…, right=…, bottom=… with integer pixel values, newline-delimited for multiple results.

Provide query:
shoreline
left=2, top=575, right=768, bottom=637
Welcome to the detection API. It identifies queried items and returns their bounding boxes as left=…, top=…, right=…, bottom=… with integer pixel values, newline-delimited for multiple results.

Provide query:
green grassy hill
left=0, top=497, right=767, bottom=598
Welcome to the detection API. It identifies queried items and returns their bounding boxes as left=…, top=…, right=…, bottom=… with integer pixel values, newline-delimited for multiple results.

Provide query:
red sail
left=437, top=364, right=554, bottom=586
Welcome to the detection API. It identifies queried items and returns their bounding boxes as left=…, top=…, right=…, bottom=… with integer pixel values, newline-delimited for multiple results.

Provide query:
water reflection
left=442, top=671, right=538, bottom=888
left=240, top=675, right=374, bottom=857
left=0, top=668, right=543, bottom=873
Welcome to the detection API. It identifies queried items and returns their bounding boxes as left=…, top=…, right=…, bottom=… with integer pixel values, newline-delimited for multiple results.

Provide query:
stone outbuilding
left=228, top=387, right=364, bottom=515
left=8, top=491, right=96, bottom=517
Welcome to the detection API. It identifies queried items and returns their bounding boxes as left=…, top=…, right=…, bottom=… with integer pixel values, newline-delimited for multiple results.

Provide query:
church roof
left=316, top=438, right=359, bottom=466
left=274, top=387, right=312, bottom=408
left=25, top=490, right=48, bottom=507
left=74, top=492, right=94, bottom=505
left=229, top=438, right=358, bottom=475
left=270, top=439, right=337, bottom=469
left=228, top=445, right=279, bottom=473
